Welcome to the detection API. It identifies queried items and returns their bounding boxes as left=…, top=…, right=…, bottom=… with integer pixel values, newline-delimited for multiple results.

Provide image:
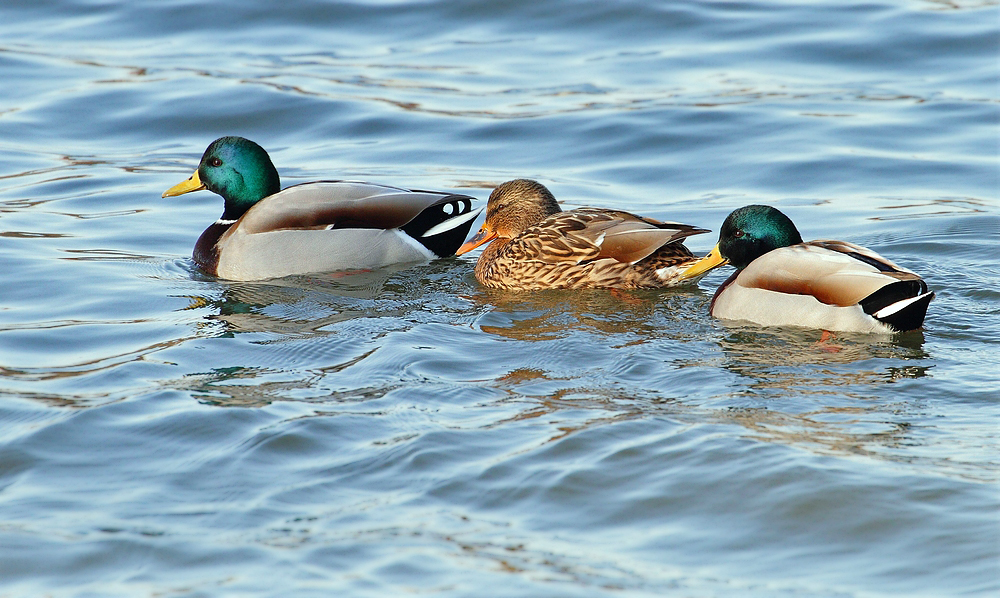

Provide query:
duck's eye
left=733, top=229, right=745, bottom=238
left=209, top=157, right=222, bottom=167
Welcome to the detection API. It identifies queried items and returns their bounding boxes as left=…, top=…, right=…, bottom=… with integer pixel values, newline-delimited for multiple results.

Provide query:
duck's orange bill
left=455, top=227, right=497, bottom=256
left=162, top=169, right=206, bottom=198
left=679, top=243, right=728, bottom=279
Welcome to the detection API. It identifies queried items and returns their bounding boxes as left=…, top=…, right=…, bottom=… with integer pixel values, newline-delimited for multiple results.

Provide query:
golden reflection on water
left=469, top=287, right=696, bottom=342
left=716, top=406, right=915, bottom=460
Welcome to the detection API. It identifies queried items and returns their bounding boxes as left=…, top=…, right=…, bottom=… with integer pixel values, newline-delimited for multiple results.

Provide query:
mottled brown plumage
left=456, top=179, right=709, bottom=290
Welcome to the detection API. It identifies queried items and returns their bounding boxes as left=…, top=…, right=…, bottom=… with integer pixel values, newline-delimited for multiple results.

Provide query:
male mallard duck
left=455, top=179, right=709, bottom=290
left=162, top=136, right=481, bottom=281
left=679, top=205, right=934, bottom=333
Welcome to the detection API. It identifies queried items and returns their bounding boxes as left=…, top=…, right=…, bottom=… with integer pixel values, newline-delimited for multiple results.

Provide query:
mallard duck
left=162, top=136, right=482, bottom=281
left=454, top=179, right=710, bottom=290
left=679, top=204, right=934, bottom=333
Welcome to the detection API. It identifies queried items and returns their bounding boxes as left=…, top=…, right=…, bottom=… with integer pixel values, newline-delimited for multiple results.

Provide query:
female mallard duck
left=679, top=205, right=934, bottom=333
left=454, top=179, right=710, bottom=290
left=162, top=136, right=481, bottom=281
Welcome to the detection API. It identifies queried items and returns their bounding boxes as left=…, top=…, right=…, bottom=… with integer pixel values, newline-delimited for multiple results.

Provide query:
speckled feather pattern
left=473, top=208, right=703, bottom=290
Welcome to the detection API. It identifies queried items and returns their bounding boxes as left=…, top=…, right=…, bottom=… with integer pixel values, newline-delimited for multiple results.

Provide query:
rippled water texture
left=1, top=1, right=998, bottom=596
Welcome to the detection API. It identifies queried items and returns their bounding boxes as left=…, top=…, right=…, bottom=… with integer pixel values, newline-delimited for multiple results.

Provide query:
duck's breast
left=711, top=281, right=892, bottom=333
left=215, top=227, right=434, bottom=281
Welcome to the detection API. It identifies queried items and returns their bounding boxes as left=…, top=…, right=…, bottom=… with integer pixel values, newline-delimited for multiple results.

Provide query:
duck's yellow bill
left=162, top=170, right=206, bottom=198
left=679, top=243, right=728, bottom=279
left=455, top=227, right=497, bottom=256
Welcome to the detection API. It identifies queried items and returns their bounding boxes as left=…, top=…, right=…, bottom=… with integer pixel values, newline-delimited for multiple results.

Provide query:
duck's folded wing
left=512, top=208, right=708, bottom=264
left=808, top=239, right=914, bottom=273
left=590, top=210, right=708, bottom=263
left=235, top=181, right=475, bottom=234
left=736, top=241, right=926, bottom=307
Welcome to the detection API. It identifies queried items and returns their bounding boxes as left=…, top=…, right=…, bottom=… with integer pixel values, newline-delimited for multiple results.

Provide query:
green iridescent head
left=163, top=136, right=281, bottom=220
left=718, top=205, right=803, bottom=269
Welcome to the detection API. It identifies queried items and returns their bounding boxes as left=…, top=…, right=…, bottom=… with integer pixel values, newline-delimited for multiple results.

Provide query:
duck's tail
left=404, top=197, right=482, bottom=257
left=862, top=279, right=934, bottom=331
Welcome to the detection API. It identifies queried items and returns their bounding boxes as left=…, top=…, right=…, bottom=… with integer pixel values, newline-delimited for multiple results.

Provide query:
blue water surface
left=0, top=1, right=998, bottom=596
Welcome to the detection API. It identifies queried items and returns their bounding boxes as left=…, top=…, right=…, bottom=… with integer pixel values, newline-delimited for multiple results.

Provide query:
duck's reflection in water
left=177, top=269, right=936, bottom=466
left=468, top=287, right=706, bottom=342
left=174, top=263, right=459, bottom=407
left=674, top=324, right=933, bottom=460
left=469, top=286, right=935, bottom=462
left=708, top=324, right=930, bottom=391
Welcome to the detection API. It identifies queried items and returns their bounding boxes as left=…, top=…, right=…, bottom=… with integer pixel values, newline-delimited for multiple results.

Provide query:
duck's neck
left=220, top=198, right=260, bottom=222
left=214, top=173, right=279, bottom=221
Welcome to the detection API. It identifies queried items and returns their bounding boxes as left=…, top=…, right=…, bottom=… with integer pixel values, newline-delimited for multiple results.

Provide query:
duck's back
left=204, top=181, right=478, bottom=281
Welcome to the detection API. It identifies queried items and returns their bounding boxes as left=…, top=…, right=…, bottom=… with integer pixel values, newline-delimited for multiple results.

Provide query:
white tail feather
left=874, top=291, right=933, bottom=319
left=421, top=206, right=483, bottom=238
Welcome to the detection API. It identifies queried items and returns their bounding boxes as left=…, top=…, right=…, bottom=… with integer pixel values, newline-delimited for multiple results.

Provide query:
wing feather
left=736, top=242, right=924, bottom=307
left=507, top=208, right=707, bottom=265
left=233, top=181, right=471, bottom=235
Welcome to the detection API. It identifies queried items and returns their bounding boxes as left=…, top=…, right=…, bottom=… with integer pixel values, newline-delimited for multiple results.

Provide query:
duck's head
left=455, top=179, right=561, bottom=255
left=680, top=204, right=803, bottom=278
left=162, top=136, right=281, bottom=220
